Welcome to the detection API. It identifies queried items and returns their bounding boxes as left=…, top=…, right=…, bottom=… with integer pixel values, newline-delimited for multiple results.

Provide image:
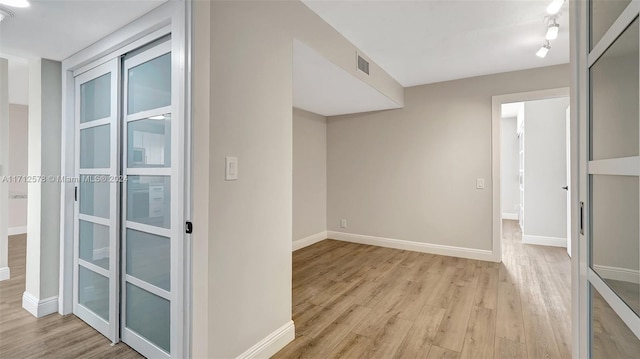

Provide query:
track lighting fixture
left=536, top=41, right=551, bottom=58
left=546, top=0, right=564, bottom=15
left=0, top=0, right=29, bottom=8
left=0, top=7, right=14, bottom=22
left=546, top=19, right=560, bottom=40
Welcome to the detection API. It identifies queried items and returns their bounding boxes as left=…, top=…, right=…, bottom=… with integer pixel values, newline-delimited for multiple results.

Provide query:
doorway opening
left=492, top=87, right=573, bottom=357
left=500, top=96, right=571, bottom=256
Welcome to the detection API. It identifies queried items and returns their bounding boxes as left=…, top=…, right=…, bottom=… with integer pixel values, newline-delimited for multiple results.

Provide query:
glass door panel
left=591, top=285, right=640, bottom=358
left=585, top=0, right=640, bottom=357
left=590, top=174, right=640, bottom=314
left=73, top=58, right=119, bottom=342
left=590, top=18, right=639, bottom=160
left=122, top=38, right=175, bottom=359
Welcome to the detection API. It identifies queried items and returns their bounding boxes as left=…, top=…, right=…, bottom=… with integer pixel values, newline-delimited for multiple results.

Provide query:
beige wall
left=193, top=1, right=402, bottom=357
left=25, top=59, right=61, bottom=303
left=8, top=104, right=28, bottom=230
left=327, top=64, right=570, bottom=251
left=293, top=108, right=327, bottom=241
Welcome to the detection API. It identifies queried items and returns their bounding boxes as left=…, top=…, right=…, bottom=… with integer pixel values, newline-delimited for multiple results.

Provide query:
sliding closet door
left=73, top=58, right=120, bottom=342
left=580, top=0, right=640, bottom=357
left=121, top=37, right=181, bottom=358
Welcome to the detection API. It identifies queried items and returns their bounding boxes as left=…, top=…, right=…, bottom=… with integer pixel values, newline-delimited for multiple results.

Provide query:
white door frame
left=491, top=87, right=571, bottom=263
left=58, top=2, right=192, bottom=357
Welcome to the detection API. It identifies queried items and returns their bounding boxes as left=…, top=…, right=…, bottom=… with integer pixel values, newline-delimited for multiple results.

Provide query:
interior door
left=580, top=0, right=640, bottom=357
left=121, top=37, right=179, bottom=358
left=73, top=58, right=120, bottom=342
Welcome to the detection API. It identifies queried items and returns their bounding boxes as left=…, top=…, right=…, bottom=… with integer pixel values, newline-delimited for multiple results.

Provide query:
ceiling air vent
left=357, top=53, right=370, bottom=75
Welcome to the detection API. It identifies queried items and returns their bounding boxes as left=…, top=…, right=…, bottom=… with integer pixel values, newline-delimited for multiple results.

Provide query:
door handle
left=580, top=201, right=584, bottom=235
left=562, top=186, right=569, bottom=190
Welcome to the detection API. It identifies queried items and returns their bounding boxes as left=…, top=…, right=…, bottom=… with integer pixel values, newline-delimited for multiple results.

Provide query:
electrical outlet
left=340, top=219, right=347, bottom=228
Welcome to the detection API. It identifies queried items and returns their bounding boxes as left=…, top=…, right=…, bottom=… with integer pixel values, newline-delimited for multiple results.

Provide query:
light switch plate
left=476, top=178, right=485, bottom=189
left=225, top=157, right=238, bottom=181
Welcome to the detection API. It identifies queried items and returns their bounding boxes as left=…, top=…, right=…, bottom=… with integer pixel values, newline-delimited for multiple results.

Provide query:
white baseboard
left=236, top=320, right=295, bottom=359
left=522, top=234, right=567, bottom=248
left=8, top=226, right=27, bottom=236
left=0, top=267, right=10, bottom=281
left=22, top=292, right=59, bottom=318
left=593, top=265, right=640, bottom=284
left=292, top=231, right=327, bottom=251
left=327, top=231, right=496, bottom=262
left=501, top=213, right=518, bottom=220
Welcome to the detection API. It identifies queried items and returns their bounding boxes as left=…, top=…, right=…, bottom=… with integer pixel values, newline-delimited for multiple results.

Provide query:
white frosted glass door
left=581, top=0, right=640, bottom=357
left=73, top=58, right=120, bottom=342
left=121, top=38, right=179, bottom=358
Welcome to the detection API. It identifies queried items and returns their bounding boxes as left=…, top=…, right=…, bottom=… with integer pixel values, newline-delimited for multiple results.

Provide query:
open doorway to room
left=492, top=88, right=573, bottom=358
left=500, top=96, right=571, bottom=255
left=0, top=54, right=29, bottom=302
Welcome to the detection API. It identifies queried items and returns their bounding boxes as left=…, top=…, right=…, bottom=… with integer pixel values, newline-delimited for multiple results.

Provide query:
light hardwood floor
left=0, top=234, right=143, bottom=359
left=274, top=220, right=571, bottom=359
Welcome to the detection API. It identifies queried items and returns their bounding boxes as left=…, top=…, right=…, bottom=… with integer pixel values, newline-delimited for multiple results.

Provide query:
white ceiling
left=293, top=39, right=402, bottom=117
left=0, top=0, right=166, bottom=61
left=303, top=0, right=570, bottom=87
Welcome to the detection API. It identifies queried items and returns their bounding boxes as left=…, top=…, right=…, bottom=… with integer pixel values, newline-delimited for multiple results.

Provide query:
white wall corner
left=8, top=226, right=27, bottom=236
left=522, top=234, right=567, bottom=248
left=0, top=266, right=10, bottom=281
left=593, top=265, right=640, bottom=284
left=236, top=320, right=295, bottom=359
left=327, top=231, right=497, bottom=262
left=22, top=292, right=58, bottom=318
left=292, top=231, right=327, bottom=251
left=501, top=213, right=519, bottom=221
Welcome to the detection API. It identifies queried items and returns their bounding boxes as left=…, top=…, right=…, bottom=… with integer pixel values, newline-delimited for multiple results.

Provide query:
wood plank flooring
left=274, top=220, right=571, bottom=359
left=0, top=234, right=143, bottom=359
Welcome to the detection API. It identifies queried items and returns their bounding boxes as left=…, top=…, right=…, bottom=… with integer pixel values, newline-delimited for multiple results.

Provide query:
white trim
left=0, top=267, right=9, bottom=281
left=125, top=274, right=171, bottom=301
left=491, top=87, right=571, bottom=264
left=236, top=320, right=295, bottom=359
left=501, top=213, right=518, bottom=220
left=327, top=231, right=495, bottom=262
left=572, top=0, right=589, bottom=357
left=78, top=214, right=110, bottom=227
left=126, top=105, right=172, bottom=123
left=588, top=156, right=640, bottom=176
left=522, top=234, right=567, bottom=248
left=79, top=117, right=111, bottom=130
left=292, top=231, right=327, bottom=251
left=78, top=259, right=110, bottom=278
left=22, top=292, right=59, bottom=318
left=8, top=226, right=27, bottom=236
left=593, top=264, right=640, bottom=284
